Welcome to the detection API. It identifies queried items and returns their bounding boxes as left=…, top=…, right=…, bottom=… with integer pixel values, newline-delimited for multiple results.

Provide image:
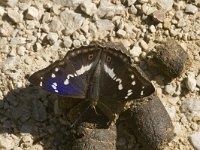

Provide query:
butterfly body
left=29, top=42, right=155, bottom=120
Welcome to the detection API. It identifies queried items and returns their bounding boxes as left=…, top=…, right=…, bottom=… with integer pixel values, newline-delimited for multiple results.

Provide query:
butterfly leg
left=96, top=102, right=119, bottom=124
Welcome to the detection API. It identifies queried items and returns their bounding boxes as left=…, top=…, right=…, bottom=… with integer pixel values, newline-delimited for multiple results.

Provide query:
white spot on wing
left=40, top=81, right=42, bottom=86
left=118, top=84, right=123, bottom=90
left=131, top=75, right=134, bottom=78
left=64, top=79, right=69, bottom=85
left=104, top=64, right=115, bottom=79
left=51, top=84, right=57, bottom=90
left=132, top=81, right=136, bottom=85
left=55, top=68, right=59, bottom=72
left=63, top=63, right=93, bottom=86
left=104, top=64, right=123, bottom=90
left=51, top=73, right=56, bottom=78
left=140, top=90, right=144, bottom=95
left=76, top=64, right=93, bottom=76
left=55, top=90, right=58, bottom=93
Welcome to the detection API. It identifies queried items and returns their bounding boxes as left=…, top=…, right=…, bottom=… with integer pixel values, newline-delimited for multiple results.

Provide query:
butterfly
left=29, top=42, right=155, bottom=121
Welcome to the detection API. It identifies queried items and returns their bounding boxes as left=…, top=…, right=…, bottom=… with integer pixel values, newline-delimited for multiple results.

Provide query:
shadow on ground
left=0, top=86, right=142, bottom=150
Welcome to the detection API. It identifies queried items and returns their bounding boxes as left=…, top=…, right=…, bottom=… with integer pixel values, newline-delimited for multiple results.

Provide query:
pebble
left=163, top=18, right=171, bottom=29
left=80, top=1, right=97, bottom=16
left=17, top=46, right=26, bottom=56
left=130, top=46, right=142, bottom=57
left=152, top=10, right=165, bottom=22
left=7, top=9, right=23, bottom=23
left=116, top=29, right=126, bottom=38
left=0, top=134, right=15, bottom=149
left=185, top=4, right=198, bottom=14
left=129, top=5, right=137, bottom=14
left=181, top=97, right=200, bottom=121
left=173, top=122, right=182, bottom=136
left=46, top=32, right=59, bottom=45
left=60, top=10, right=84, bottom=35
left=73, top=39, right=81, bottom=48
left=139, top=40, right=148, bottom=50
left=186, top=72, right=197, bottom=92
left=96, top=19, right=114, bottom=31
left=0, top=0, right=18, bottom=7
left=157, top=0, right=174, bottom=11
left=149, top=25, right=156, bottom=33
left=10, top=37, right=26, bottom=45
left=0, top=6, right=5, bottom=16
left=63, top=36, right=72, bottom=48
left=49, top=19, right=64, bottom=33
left=97, top=0, right=125, bottom=18
left=190, top=132, right=200, bottom=150
left=25, top=6, right=39, bottom=20
left=21, top=135, right=33, bottom=148
left=166, top=106, right=176, bottom=120
left=53, top=0, right=83, bottom=9
left=127, top=0, right=136, bottom=6
left=33, top=42, right=42, bottom=51
left=196, top=74, right=200, bottom=87
left=165, top=84, right=176, bottom=95
left=32, top=100, right=47, bottom=122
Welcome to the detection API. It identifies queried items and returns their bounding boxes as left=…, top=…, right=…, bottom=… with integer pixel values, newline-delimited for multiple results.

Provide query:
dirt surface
left=0, top=0, right=200, bottom=150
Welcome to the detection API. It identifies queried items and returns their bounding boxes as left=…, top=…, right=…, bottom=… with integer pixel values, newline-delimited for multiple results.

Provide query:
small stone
left=49, top=19, right=64, bottom=33
left=42, top=12, right=51, bottom=23
left=116, top=29, right=126, bottom=38
left=0, top=22, right=14, bottom=37
left=0, top=134, right=14, bottom=149
left=196, top=74, right=200, bottom=87
left=177, top=19, right=186, bottom=27
left=73, top=40, right=81, bottom=48
left=97, top=0, right=125, bottom=18
left=41, top=24, right=50, bottom=33
left=190, top=132, right=200, bottom=150
left=63, top=36, right=72, bottom=48
left=0, top=6, right=5, bottom=16
left=140, top=40, right=148, bottom=50
left=173, top=122, right=182, bottom=136
left=186, top=72, right=197, bottom=92
left=127, top=0, right=136, bottom=6
left=157, top=0, right=174, bottom=11
left=46, top=32, right=59, bottom=45
left=163, top=18, right=171, bottom=29
left=185, top=4, right=198, bottom=14
left=60, top=10, right=84, bottom=35
left=32, top=100, right=47, bottom=122
left=7, top=9, right=23, bottom=23
left=152, top=10, right=165, bottom=22
left=149, top=25, right=156, bottom=33
left=129, top=5, right=137, bottom=14
left=130, top=46, right=142, bottom=57
left=26, top=6, right=39, bottom=20
left=33, top=42, right=42, bottom=51
left=96, top=19, right=114, bottom=31
left=175, top=11, right=183, bottom=20
left=52, top=0, right=84, bottom=9
left=21, top=135, right=33, bottom=148
left=80, top=1, right=97, bottom=16
left=10, top=37, right=26, bottom=45
left=0, top=0, right=18, bottom=7
left=165, top=84, right=176, bottom=95
left=17, top=46, right=26, bottom=56
left=166, top=106, right=176, bottom=120
left=181, top=97, right=200, bottom=121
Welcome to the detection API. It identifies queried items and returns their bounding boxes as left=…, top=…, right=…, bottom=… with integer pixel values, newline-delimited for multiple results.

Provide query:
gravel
left=0, top=0, right=200, bottom=149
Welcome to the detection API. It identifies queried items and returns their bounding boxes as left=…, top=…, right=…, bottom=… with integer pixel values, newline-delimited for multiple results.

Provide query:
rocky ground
left=0, top=0, right=200, bottom=150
